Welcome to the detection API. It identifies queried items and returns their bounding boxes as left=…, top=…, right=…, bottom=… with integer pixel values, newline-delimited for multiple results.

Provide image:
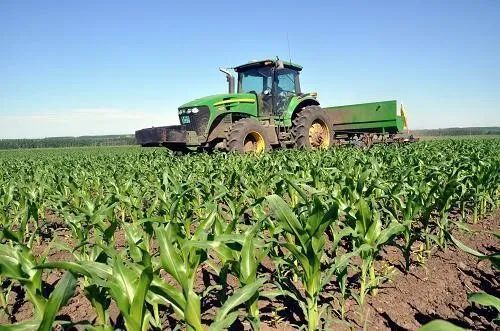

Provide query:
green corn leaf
left=129, top=265, right=153, bottom=331
left=282, top=242, right=310, bottom=271
left=417, top=319, right=466, bottom=331
left=468, top=292, right=500, bottom=312
left=260, top=289, right=297, bottom=301
left=331, top=226, right=355, bottom=252
left=376, top=223, right=406, bottom=247
left=356, top=198, right=371, bottom=236
left=449, top=234, right=500, bottom=269
left=450, top=235, right=487, bottom=258
left=284, top=178, right=309, bottom=203
left=193, top=210, right=217, bottom=236
left=137, top=216, right=166, bottom=225
left=1, top=228, right=22, bottom=244
left=0, top=320, right=41, bottom=331
left=0, top=245, right=32, bottom=281
left=320, top=250, right=358, bottom=291
left=37, top=261, right=111, bottom=286
left=37, top=261, right=111, bottom=277
left=184, top=290, right=203, bottom=331
left=0, top=255, right=25, bottom=281
left=262, top=286, right=308, bottom=318
left=365, top=212, right=382, bottom=245
left=37, top=271, right=77, bottom=331
left=314, top=201, right=340, bottom=238
left=141, top=312, right=153, bottom=331
left=150, top=278, right=186, bottom=318
left=240, top=229, right=257, bottom=284
left=156, top=224, right=186, bottom=284
left=209, top=311, right=240, bottom=331
left=168, top=196, right=181, bottom=220
left=214, top=278, right=266, bottom=325
left=305, top=197, right=324, bottom=237
left=183, top=240, right=234, bottom=262
left=108, top=259, right=134, bottom=319
left=212, top=234, right=245, bottom=245
left=311, top=236, right=325, bottom=257
left=265, top=194, right=306, bottom=246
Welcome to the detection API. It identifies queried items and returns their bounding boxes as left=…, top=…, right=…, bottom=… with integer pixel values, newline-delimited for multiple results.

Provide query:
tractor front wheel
left=292, top=106, right=333, bottom=149
left=226, top=118, right=271, bottom=154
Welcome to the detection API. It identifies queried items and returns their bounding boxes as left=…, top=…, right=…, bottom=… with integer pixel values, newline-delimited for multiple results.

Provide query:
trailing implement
left=135, top=58, right=416, bottom=153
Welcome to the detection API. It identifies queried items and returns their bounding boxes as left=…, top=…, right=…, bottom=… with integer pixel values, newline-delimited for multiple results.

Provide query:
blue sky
left=1, top=0, right=499, bottom=138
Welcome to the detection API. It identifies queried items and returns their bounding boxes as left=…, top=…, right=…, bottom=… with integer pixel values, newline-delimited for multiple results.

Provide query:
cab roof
left=234, top=59, right=303, bottom=72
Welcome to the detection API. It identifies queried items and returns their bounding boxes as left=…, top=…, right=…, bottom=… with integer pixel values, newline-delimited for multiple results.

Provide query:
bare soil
left=1, top=211, right=498, bottom=330
left=344, top=211, right=499, bottom=331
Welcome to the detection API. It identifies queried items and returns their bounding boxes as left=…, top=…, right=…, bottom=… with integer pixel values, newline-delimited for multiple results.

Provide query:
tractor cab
left=234, top=60, right=302, bottom=117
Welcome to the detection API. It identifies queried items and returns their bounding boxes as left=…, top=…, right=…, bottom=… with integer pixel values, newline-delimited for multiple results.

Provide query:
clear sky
left=1, top=0, right=499, bottom=138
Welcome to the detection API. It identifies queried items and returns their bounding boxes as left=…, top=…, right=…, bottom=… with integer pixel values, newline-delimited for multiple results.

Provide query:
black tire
left=291, top=106, right=334, bottom=149
left=226, top=118, right=271, bottom=154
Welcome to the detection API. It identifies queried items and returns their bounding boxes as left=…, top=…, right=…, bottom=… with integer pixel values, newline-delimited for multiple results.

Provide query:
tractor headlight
left=186, top=109, right=192, bottom=114
left=178, top=109, right=183, bottom=115
left=191, top=107, right=199, bottom=114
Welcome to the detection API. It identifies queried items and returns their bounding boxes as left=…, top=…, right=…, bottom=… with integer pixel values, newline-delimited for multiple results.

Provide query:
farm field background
left=0, top=138, right=499, bottom=330
left=0, top=127, right=498, bottom=150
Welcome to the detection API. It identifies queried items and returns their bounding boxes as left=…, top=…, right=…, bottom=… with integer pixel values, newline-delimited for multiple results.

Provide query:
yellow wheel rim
left=243, top=131, right=265, bottom=154
left=308, top=119, right=330, bottom=149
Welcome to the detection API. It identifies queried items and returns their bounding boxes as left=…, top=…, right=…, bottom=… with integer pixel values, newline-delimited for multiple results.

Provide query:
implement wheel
left=292, top=106, right=333, bottom=149
left=226, top=118, right=271, bottom=154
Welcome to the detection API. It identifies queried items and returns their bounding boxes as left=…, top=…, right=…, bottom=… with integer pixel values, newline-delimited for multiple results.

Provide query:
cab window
left=276, top=68, right=298, bottom=93
left=239, top=67, right=273, bottom=94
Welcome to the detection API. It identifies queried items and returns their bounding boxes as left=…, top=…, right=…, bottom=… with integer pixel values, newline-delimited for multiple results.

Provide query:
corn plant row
left=0, top=138, right=499, bottom=330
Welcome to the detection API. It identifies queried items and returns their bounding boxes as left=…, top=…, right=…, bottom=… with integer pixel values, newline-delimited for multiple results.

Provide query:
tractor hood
left=178, top=93, right=256, bottom=109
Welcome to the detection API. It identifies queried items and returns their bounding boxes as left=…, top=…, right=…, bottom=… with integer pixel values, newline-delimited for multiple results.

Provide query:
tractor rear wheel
left=226, top=118, right=271, bottom=154
left=292, top=106, right=333, bottom=149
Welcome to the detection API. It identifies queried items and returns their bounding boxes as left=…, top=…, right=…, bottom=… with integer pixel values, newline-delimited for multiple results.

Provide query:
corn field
left=0, top=138, right=499, bottom=330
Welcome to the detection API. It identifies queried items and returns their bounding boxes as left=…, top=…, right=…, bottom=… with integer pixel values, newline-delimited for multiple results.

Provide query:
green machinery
left=135, top=58, right=413, bottom=152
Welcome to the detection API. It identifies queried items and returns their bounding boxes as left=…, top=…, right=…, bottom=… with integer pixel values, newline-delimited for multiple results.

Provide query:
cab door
left=260, top=73, right=274, bottom=116
left=237, top=66, right=274, bottom=117
left=273, top=68, right=300, bottom=116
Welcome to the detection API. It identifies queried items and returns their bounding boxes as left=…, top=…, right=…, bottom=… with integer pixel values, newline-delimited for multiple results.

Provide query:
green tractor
left=135, top=58, right=412, bottom=152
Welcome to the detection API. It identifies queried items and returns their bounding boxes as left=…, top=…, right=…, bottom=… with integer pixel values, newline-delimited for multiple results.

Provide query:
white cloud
left=0, top=109, right=179, bottom=139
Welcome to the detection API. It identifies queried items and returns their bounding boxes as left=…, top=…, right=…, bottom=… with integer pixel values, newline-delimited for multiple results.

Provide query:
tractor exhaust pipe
left=219, top=68, right=235, bottom=94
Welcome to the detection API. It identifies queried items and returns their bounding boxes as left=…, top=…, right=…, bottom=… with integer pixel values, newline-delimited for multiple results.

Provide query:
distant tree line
left=412, top=127, right=500, bottom=136
left=1, top=127, right=499, bottom=150
left=0, top=135, right=137, bottom=150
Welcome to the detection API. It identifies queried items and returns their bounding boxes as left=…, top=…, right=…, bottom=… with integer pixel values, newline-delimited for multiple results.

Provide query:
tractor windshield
left=238, top=67, right=273, bottom=94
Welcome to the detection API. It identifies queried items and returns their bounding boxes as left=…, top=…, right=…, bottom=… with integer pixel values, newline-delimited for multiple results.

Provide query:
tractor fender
left=289, top=97, right=320, bottom=122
